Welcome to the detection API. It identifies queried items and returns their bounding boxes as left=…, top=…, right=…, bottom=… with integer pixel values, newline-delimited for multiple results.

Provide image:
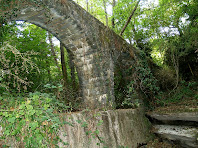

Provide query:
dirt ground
left=146, top=137, right=180, bottom=148
left=150, top=97, right=198, bottom=114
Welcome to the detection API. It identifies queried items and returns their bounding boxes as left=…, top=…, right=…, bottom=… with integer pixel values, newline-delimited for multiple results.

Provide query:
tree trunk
left=46, top=58, right=51, bottom=82
left=112, top=0, right=116, bottom=28
left=48, top=32, right=61, bottom=74
left=60, top=42, right=68, bottom=87
left=86, top=0, right=89, bottom=12
left=66, top=48, right=76, bottom=89
left=103, top=0, right=109, bottom=26
left=120, top=0, right=141, bottom=36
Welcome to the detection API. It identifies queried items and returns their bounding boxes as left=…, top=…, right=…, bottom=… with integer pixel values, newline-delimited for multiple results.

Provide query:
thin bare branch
left=120, top=0, right=141, bottom=36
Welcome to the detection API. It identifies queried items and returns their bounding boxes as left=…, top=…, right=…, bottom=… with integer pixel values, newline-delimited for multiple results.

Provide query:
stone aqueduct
left=1, top=0, right=137, bottom=109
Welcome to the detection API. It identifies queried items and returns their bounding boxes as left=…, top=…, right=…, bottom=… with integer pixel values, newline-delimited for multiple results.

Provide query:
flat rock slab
left=147, top=112, right=198, bottom=122
left=154, top=125, right=198, bottom=148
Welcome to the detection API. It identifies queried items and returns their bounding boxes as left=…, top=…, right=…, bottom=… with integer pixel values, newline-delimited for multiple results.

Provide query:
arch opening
left=0, top=20, right=81, bottom=109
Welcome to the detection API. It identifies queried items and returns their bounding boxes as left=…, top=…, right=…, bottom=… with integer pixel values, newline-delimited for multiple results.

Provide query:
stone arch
left=1, top=0, right=136, bottom=109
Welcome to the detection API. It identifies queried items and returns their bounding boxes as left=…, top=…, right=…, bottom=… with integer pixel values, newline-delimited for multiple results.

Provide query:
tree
left=48, top=32, right=61, bottom=75
left=60, top=42, right=68, bottom=87
left=66, top=48, right=77, bottom=90
left=120, top=0, right=140, bottom=36
left=148, top=0, right=198, bottom=81
left=0, top=22, right=66, bottom=91
left=0, top=22, right=40, bottom=92
left=111, top=0, right=116, bottom=28
left=103, top=0, right=109, bottom=26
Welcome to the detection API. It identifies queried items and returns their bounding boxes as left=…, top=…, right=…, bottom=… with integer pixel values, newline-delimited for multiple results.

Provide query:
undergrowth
left=0, top=91, right=105, bottom=147
left=0, top=92, right=70, bottom=147
left=153, top=80, right=198, bottom=109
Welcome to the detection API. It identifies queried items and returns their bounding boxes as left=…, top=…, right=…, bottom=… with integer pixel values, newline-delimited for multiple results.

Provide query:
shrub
left=0, top=92, right=69, bottom=147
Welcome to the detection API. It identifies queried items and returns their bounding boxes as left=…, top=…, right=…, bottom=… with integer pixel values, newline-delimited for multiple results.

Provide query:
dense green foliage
left=0, top=92, right=69, bottom=147
left=1, top=23, right=53, bottom=92
left=0, top=22, right=79, bottom=93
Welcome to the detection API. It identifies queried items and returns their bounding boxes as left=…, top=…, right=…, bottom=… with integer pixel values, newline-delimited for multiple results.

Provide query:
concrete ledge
left=59, top=108, right=151, bottom=148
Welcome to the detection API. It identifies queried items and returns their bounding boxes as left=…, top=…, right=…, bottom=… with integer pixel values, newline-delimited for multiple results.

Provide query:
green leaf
left=8, top=117, right=16, bottom=123
left=97, top=120, right=103, bottom=126
left=26, top=105, right=33, bottom=110
left=81, top=122, right=88, bottom=128
left=44, top=84, right=51, bottom=88
left=63, top=121, right=73, bottom=126
left=3, top=112, right=9, bottom=117
left=51, top=85, right=57, bottom=89
left=63, top=142, right=69, bottom=145
left=46, top=109, right=53, bottom=113
left=85, top=130, right=92, bottom=135
left=19, top=104, right=26, bottom=110
left=44, top=104, right=50, bottom=110
left=4, top=130, right=10, bottom=136
left=36, top=110, right=42, bottom=115
left=29, top=121, right=38, bottom=130
left=45, top=97, right=52, bottom=103
left=94, top=130, right=99, bottom=135
left=33, top=95, right=39, bottom=100
left=51, top=123, right=59, bottom=129
left=19, top=110, right=25, bottom=115
left=76, top=120, right=81, bottom=123
left=29, top=109, right=36, bottom=116
left=58, top=84, right=63, bottom=88
left=36, top=134, right=43, bottom=142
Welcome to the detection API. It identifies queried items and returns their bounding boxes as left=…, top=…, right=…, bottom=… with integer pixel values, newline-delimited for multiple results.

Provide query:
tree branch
left=120, top=0, right=141, bottom=36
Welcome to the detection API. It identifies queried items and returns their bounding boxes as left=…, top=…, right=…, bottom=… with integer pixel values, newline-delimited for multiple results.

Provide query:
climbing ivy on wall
left=133, top=51, right=160, bottom=99
left=114, top=49, right=160, bottom=109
